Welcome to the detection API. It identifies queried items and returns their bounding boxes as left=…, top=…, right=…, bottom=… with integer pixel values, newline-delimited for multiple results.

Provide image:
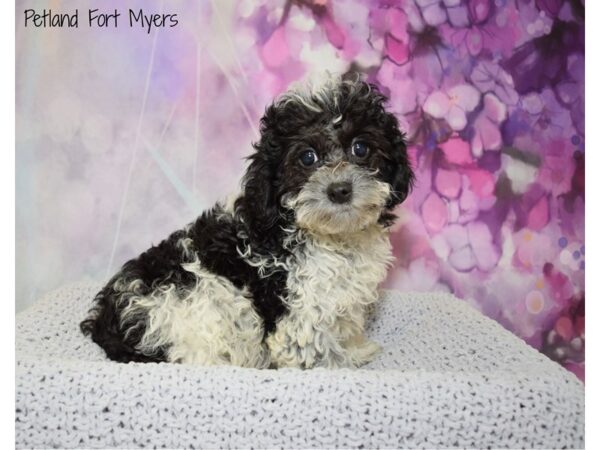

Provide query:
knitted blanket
left=16, top=283, right=584, bottom=449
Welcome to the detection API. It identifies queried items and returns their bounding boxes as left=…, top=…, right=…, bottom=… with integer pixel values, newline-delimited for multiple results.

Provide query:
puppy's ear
left=235, top=104, right=283, bottom=248
left=383, top=116, right=415, bottom=209
left=355, top=81, right=414, bottom=209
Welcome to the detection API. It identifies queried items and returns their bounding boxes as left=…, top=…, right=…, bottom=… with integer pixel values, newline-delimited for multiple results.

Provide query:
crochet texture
left=16, top=282, right=584, bottom=449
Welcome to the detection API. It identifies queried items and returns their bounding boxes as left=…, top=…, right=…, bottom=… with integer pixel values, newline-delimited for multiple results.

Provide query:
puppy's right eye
left=299, top=149, right=318, bottom=167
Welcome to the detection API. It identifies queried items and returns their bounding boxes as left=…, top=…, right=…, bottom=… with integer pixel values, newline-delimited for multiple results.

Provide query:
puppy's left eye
left=299, top=149, right=319, bottom=167
left=351, top=142, right=369, bottom=158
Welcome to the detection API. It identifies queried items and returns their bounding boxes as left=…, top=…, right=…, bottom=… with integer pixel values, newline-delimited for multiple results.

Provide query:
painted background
left=16, top=0, right=584, bottom=378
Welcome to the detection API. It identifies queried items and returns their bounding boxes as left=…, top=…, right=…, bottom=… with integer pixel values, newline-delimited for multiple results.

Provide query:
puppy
left=80, top=75, right=414, bottom=369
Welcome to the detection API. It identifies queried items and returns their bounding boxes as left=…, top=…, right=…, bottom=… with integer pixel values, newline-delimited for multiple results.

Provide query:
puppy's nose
left=327, top=181, right=353, bottom=204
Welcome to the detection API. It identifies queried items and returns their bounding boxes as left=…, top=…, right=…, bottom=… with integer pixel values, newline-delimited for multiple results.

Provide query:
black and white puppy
left=81, top=76, right=414, bottom=369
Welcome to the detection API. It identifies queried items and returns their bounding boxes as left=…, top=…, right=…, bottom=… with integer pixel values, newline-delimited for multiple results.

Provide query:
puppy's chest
left=286, top=228, right=393, bottom=305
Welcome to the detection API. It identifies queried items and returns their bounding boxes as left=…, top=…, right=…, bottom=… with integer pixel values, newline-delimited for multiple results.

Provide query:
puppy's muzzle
left=327, top=181, right=353, bottom=204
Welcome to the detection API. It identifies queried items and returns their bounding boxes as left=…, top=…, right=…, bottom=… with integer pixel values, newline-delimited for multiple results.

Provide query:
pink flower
left=557, top=195, right=584, bottom=243
left=463, top=168, right=496, bottom=198
left=543, top=263, right=574, bottom=308
left=423, top=84, right=480, bottom=131
left=386, top=7, right=410, bottom=43
left=467, top=0, right=492, bottom=24
left=261, top=27, right=290, bottom=68
left=441, top=222, right=500, bottom=272
left=467, top=221, right=500, bottom=271
left=435, top=168, right=462, bottom=199
left=513, top=229, right=553, bottom=272
left=415, top=0, right=448, bottom=27
left=470, top=60, right=519, bottom=106
left=521, top=89, right=573, bottom=137
left=385, top=34, right=410, bottom=65
left=537, top=138, right=576, bottom=196
left=376, top=61, right=420, bottom=115
left=527, top=195, right=550, bottom=231
left=555, top=54, right=584, bottom=136
left=319, top=10, right=345, bottom=49
left=369, top=8, right=411, bottom=66
left=448, top=27, right=484, bottom=56
left=535, top=0, right=563, bottom=18
left=421, top=192, right=448, bottom=234
left=439, top=135, right=474, bottom=165
left=471, top=93, right=507, bottom=157
left=458, top=181, right=480, bottom=223
left=446, top=3, right=470, bottom=27
left=411, top=51, right=445, bottom=90
left=443, top=4, right=524, bottom=58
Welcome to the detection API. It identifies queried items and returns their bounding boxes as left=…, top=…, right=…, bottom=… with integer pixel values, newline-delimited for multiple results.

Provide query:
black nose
left=327, top=181, right=353, bottom=204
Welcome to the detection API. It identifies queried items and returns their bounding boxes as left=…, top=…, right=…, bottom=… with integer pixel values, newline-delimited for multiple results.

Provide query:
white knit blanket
left=16, top=282, right=584, bottom=449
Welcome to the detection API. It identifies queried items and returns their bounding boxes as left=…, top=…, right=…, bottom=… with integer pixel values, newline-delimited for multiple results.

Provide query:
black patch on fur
left=81, top=77, right=413, bottom=364
left=80, top=229, right=195, bottom=363
left=186, top=207, right=289, bottom=333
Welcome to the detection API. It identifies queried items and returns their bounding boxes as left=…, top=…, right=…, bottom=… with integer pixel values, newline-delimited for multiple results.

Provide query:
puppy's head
left=238, top=75, right=414, bottom=241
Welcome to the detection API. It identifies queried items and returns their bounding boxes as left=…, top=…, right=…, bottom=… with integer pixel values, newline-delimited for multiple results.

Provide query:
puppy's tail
left=80, top=288, right=164, bottom=363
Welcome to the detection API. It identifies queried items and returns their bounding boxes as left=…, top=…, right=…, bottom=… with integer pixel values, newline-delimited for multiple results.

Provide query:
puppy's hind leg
left=138, top=264, right=270, bottom=368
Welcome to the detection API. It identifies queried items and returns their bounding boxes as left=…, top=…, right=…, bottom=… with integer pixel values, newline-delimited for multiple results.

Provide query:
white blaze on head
left=278, top=72, right=365, bottom=116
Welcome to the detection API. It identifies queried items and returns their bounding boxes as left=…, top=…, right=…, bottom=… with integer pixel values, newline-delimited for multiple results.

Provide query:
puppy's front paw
left=266, top=321, right=349, bottom=369
left=344, top=336, right=381, bottom=367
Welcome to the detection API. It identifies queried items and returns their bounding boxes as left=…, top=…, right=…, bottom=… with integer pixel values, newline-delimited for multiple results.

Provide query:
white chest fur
left=286, top=225, right=393, bottom=310
left=267, top=225, right=394, bottom=368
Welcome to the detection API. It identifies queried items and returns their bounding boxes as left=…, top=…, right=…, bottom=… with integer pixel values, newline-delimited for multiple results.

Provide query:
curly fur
left=80, top=74, right=414, bottom=368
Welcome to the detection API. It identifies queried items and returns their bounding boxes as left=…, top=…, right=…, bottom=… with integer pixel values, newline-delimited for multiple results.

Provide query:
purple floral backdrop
left=16, top=0, right=584, bottom=378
